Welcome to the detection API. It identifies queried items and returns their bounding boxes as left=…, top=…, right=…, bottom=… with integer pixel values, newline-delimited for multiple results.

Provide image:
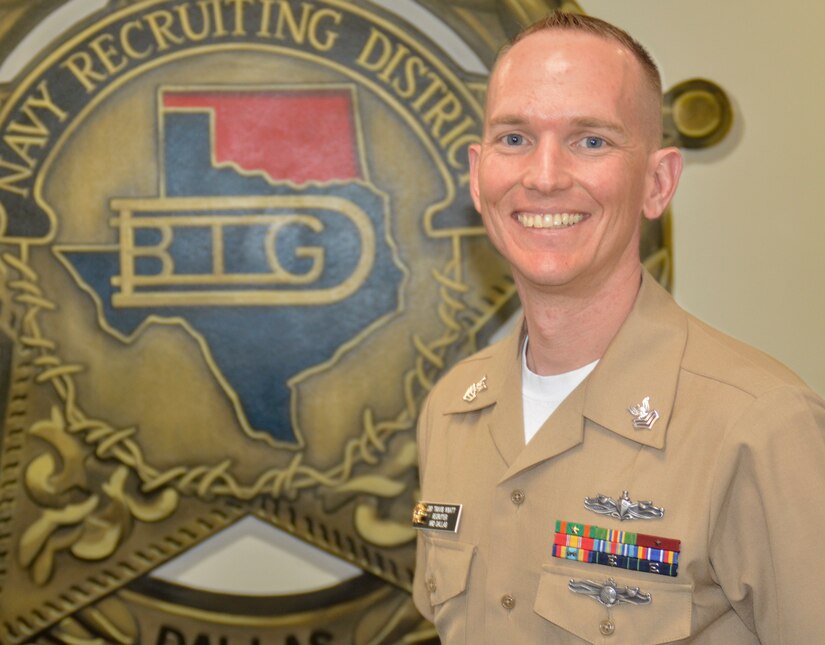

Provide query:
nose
left=521, top=138, right=573, bottom=193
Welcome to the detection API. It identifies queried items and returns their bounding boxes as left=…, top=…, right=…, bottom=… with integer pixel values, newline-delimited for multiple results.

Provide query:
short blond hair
left=497, top=11, right=663, bottom=144
left=508, top=10, right=662, bottom=98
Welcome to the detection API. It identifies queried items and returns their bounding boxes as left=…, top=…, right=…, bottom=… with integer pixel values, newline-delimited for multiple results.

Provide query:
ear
left=468, top=142, right=482, bottom=213
left=642, top=147, right=683, bottom=221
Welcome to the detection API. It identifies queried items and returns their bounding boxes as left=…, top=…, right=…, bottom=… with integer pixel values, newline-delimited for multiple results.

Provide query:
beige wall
left=585, top=0, right=825, bottom=396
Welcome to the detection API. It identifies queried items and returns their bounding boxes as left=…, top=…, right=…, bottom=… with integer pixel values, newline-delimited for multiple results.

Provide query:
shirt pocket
left=534, top=559, right=693, bottom=645
left=421, top=534, right=476, bottom=642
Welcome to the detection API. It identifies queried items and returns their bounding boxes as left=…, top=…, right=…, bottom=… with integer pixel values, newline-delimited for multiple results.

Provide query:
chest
left=421, top=407, right=718, bottom=580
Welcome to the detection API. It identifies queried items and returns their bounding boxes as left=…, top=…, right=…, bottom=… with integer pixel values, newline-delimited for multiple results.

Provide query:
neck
left=518, top=264, right=642, bottom=376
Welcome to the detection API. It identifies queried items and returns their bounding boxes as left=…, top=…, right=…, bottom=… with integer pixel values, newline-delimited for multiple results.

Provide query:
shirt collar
left=440, top=327, right=522, bottom=415
left=440, top=270, right=687, bottom=450
left=582, top=270, right=687, bottom=449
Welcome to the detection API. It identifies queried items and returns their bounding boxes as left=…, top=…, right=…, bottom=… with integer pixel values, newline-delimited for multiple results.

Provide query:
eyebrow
left=569, top=117, right=627, bottom=137
left=485, top=114, right=628, bottom=137
left=486, top=114, right=529, bottom=129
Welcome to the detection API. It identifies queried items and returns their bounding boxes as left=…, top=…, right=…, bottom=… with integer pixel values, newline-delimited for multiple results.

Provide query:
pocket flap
left=534, top=560, right=693, bottom=645
left=423, top=535, right=476, bottom=606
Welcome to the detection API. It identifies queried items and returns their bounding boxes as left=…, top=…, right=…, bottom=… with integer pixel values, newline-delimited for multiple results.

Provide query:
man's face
left=469, top=30, right=670, bottom=296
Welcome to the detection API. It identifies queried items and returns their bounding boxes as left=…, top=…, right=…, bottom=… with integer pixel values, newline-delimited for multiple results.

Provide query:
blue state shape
left=63, top=112, right=404, bottom=443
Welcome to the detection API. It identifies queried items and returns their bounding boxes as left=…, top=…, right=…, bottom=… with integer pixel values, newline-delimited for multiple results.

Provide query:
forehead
left=486, top=30, right=648, bottom=126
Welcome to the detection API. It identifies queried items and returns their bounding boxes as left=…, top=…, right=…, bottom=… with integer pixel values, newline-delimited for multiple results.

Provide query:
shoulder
left=637, top=272, right=809, bottom=399
left=617, top=273, right=823, bottom=440
left=682, top=314, right=809, bottom=397
left=678, top=314, right=825, bottom=455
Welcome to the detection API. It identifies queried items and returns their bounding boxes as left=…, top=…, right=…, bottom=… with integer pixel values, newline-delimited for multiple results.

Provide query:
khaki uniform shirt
left=413, top=271, right=825, bottom=644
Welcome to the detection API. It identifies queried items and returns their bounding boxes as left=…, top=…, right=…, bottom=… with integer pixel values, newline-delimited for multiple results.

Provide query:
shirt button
left=426, top=577, right=437, bottom=593
left=510, top=489, right=525, bottom=505
left=501, top=593, right=515, bottom=610
left=599, top=618, right=615, bottom=636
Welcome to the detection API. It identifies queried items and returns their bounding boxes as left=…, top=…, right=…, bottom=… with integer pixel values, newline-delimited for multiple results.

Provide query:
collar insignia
left=627, top=396, right=659, bottom=429
left=462, top=375, right=487, bottom=403
left=584, top=490, right=664, bottom=521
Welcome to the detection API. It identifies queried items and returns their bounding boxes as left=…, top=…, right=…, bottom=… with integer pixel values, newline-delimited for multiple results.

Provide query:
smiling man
left=412, top=11, right=825, bottom=644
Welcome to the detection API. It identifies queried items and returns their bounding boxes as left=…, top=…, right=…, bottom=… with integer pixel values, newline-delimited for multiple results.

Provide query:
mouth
left=516, top=212, right=587, bottom=229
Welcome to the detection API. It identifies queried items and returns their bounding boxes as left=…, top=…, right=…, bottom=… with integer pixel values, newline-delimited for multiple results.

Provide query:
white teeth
left=517, top=213, right=584, bottom=229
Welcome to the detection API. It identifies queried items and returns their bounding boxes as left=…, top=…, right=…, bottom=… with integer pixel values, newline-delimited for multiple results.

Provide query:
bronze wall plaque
left=0, top=1, right=728, bottom=642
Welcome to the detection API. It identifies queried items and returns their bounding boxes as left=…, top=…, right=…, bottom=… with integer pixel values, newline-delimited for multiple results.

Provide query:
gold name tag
left=412, top=501, right=463, bottom=532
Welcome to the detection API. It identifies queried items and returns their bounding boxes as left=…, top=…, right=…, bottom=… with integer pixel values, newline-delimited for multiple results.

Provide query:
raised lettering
left=354, top=28, right=392, bottom=72
left=144, top=10, right=185, bottom=51
left=60, top=50, right=108, bottom=93
left=175, top=2, right=212, bottom=42
left=447, top=134, right=478, bottom=170
left=439, top=114, right=474, bottom=148
left=376, top=41, right=409, bottom=83
left=411, top=71, right=447, bottom=111
left=257, top=0, right=278, bottom=36
left=155, top=625, right=185, bottom=645
left=1, top=81, right=67, bottom=171
left=392, top=55, right=425, bottom=100
left=8, top=80, right=67, bottom=135
left=192, top=634, right=218, bottom=645
left=3, top=135, right=46, bottom=168
left=422, top=91, right=462, bottom=139
left=274, top=1, right=313, bottom=44
left=89, top=33, right=128, bottom=75
left=307, top=8, right=341, bottom=51
left=121, top=19, right=154, bottom=59
left=207, top=0, right=228, bottom=37
left=226, top=0, right=253, bottom=36
left=0, top=157, right=33, bottom=197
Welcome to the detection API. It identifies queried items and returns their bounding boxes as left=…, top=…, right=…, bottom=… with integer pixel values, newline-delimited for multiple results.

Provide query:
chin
left=514, top=265, right=580, bottom=290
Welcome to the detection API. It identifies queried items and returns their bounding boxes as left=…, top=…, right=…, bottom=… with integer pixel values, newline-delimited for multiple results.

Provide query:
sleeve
left=708, top=384, right=825, bottom=642
left=412, top=390, right=435, bottom=621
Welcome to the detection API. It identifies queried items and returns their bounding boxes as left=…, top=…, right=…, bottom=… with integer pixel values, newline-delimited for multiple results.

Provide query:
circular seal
left=0, top=0, right=534, bottom=642
left=0, top=0, right=730, bottom=641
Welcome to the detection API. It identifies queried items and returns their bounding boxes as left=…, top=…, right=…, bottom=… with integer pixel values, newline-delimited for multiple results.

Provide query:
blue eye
left=583, top=136, right=605, bottom=149
left=502, top=133, right=524, bottom=146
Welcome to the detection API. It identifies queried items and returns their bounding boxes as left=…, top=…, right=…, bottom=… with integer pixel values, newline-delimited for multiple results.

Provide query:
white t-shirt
left=522, top=341, right=598, bottom=444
